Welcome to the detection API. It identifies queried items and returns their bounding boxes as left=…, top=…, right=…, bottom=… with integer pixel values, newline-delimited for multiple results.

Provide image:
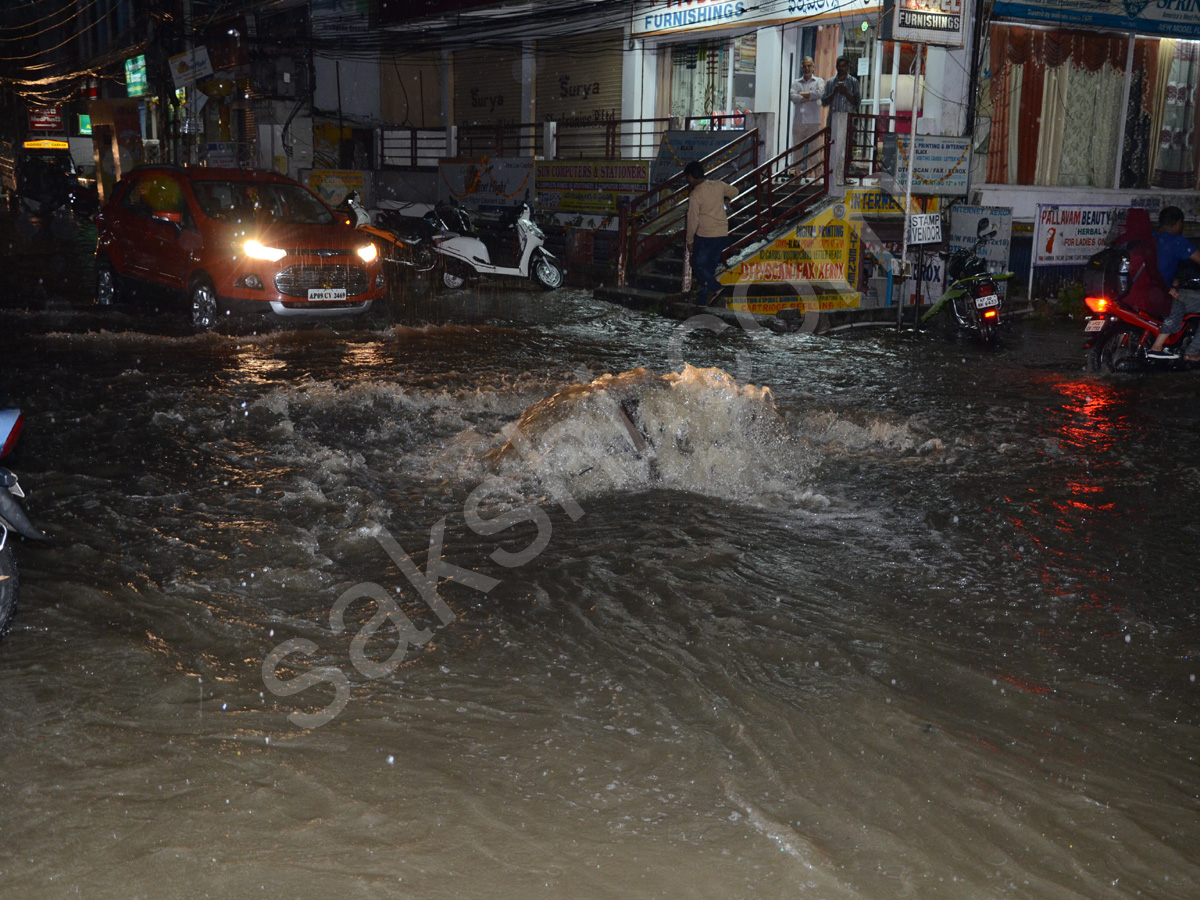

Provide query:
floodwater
left=2, top=211, right=1200, bottom=899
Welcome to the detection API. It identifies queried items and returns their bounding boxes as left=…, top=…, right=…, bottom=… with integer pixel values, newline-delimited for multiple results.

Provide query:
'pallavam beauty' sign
left=1032, top=205, right=1119, bottom=266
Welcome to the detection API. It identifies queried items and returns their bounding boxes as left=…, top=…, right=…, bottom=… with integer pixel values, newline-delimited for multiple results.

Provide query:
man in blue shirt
left=1148, top=206, right=1200, bottom=360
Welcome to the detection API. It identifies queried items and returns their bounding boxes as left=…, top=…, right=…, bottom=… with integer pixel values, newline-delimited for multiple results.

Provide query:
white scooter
left=432, top=201, right=564, bottom=291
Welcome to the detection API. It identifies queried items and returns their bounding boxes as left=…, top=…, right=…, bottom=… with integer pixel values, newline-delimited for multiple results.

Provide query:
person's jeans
left=1162, top=288, right=1200, bottom=353
left=691, top=235, right=728, bottom=302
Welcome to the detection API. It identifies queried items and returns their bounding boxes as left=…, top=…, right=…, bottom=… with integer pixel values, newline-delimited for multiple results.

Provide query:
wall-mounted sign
left=721, top=203, right=863, bottom=313
left=78, top=114, right=92, bottom=136
left=28, top=108, right=63, bottom=131
left=23, top=139, right=69, bottom=150
left=880, top=134, right=971, bottom=195
left=535, top=160, right=650, bottom=216
left=633, top=0, right=883, bottom=37
left=994, top=0, right=1200, bottom=40
left=125, top=54, right=148, bottom=97
left=1032, top=205, right=1118, bottom=267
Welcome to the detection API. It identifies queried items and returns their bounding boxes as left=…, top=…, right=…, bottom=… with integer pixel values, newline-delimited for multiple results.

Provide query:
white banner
left=1032, top=204, right=1119, bottom=266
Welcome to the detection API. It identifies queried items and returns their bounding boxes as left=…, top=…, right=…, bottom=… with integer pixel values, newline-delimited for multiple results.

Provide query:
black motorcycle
left=922, top=230, right=1012, bottom=344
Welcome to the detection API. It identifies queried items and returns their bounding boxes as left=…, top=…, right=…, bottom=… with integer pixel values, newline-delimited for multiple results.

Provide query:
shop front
left=630, top=0, right=887, bottom=161
left=977, top=0, right=1200, bottom=216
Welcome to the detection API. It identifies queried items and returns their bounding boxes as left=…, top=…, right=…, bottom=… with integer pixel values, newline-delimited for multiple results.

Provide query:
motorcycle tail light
left=1085, top=295, right=1111, bottom=315
left=982, top=309, right=998, bottom=320
left=976, top=282, right=994, bottom=296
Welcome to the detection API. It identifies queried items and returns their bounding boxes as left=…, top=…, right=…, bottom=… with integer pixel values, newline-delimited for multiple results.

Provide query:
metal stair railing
left=616, top=127, right=831, bottom=289
left=616, top=130, right=760, bottom=287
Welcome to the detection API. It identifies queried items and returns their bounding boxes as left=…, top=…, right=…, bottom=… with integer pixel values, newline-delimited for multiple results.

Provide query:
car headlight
left=357, top=243, right=378, bottom=263
left=244, top=240, right=286, bottom=262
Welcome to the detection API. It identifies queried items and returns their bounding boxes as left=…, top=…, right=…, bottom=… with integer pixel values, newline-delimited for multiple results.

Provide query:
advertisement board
left=949, top=205, right=1012, bottom=272
left=1032, top=205, right=1119, bottom=266
left=534, top=160, right=650, bottom=216
left=28, top=108, right=63, bottom=131
left=880, top=134, right=971, bottom=195
left=884, top=0, right=966, bottom=47
left=721, top=202, right=863, bottom=313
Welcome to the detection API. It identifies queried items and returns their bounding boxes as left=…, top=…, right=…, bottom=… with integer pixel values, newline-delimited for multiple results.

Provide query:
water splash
left=486, top=365, right=810, bottom=504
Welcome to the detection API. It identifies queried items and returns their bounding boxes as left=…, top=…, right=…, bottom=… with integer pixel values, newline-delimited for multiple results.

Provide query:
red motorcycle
left=1082, top=228, right=1200, bottom=373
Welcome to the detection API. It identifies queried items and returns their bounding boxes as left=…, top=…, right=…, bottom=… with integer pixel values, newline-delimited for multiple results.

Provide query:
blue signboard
left=993, top=0, right=1200, bottom=39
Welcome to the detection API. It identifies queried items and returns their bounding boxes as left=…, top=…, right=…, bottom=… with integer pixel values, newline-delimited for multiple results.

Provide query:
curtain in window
left=1151, top=40, right=1200, bottom=189
left=986, top=24, right=1128, bottom=187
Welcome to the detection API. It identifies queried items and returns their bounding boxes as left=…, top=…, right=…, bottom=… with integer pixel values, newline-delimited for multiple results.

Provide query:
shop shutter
left=535, top=31, right=624, bottom=126
left=453, top=47, right=524, bottom=127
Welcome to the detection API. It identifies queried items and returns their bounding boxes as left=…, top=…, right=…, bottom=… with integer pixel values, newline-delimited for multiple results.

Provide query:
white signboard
left=632, top=0, right=879, bottom=36
left=949, top=205, right=1012, bottom=270
left=908, top=213, right=942, bottom=245
left=890, top=0, right=967, bottom=47
left=168, top=46, right=214, bottom=90
left=1032, top=204, right=1119, bottom=266
left=881, top=134, right=971, bottom=196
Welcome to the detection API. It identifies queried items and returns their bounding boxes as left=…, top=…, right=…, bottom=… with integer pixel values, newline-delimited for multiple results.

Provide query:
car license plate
left=308, top=288, right=347, bottom=302
left=1084, top=317, right=1106, bottom=332
left=974, top=295, right=1000, bottom=310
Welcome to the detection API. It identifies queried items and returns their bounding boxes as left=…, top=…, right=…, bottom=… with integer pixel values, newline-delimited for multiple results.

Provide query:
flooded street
left=2, top=213, right=1200, bottom=899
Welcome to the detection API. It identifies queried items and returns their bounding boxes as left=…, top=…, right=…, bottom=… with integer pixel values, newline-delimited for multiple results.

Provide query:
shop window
left=980, top=24, right=1198, bottom=189
left=670, top=40, right=730, bottom=125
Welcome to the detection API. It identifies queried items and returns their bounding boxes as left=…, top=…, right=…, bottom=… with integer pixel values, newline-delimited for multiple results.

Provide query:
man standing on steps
left=821, top=55, right=861, bottom=187
left=684, top=160, right=739, bottom=306
left=789, top=57, right=824, bottom=177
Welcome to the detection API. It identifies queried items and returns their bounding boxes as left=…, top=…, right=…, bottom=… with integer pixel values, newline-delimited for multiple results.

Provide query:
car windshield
left=192, top=180, right=334, bottom=225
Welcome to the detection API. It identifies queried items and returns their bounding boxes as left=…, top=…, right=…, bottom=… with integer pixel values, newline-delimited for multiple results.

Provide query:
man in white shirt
left=684, top=160, right=739, bottom=305
left=789, top=57, right=824, bottom=176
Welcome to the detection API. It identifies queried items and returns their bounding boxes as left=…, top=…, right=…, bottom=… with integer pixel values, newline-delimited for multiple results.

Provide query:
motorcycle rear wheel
left=0, top=543, right=17, bottom=638
left=1087, top=326, right=1143, bottom=374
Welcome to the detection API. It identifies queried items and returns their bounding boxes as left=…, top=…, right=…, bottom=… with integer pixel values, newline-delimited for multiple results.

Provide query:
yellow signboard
left=845, top=188, right=939, bottom=218
left=719, top=203, right=863, bottom=314
left=23, top=139, right=69, bottom=150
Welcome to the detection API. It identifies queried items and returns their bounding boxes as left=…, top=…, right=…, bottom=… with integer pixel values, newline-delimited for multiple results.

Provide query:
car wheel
left=532, top=253, right=564, bottom=290
left=96, top=256, right=120, bottom=306
left=190, top=276, right=220, bottom=333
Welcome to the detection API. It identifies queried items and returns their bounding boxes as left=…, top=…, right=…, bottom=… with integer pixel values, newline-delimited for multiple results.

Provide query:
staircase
left=616, top=128, right=832, bottom=294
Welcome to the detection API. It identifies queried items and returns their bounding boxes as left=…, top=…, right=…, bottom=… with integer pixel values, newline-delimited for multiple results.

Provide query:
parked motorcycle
left=431, top=200, right=564, bottom=291
left=1, top=407, right=47, bottom=637
left=922, top=229, right=1012, bottom=343
left=338, top=191, right=437, bottom=273
left=1082, top=248, right=1200, bottom=373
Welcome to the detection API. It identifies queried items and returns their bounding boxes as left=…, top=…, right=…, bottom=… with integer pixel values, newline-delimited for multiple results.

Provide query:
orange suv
left=95, top=165, right=384, bottom=330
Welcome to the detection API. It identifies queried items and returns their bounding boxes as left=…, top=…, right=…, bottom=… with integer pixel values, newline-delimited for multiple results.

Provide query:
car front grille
left=274, top=264, right=369, bottom=298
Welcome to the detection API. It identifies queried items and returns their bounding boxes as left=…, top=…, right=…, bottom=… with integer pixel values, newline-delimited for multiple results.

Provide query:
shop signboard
left=721, top=202, right=863, bottom=314
left=633, top=0, right=883, bottom=37
left=307, top=170, right=367, bottom=207
left=1032, top=204, right=1119, bottom=266
left=845, top=188, right=939, bottom=218
left=950, top=205, right=1012, bottom=296
left=883, top=0, right=966, bottom=47
left=908, top=213, right=942, bottom=245
left=949, top=205, right=1012, bottom=270
left=28, top=108, right=63, bottom=131
left=650, top=131, right=742, bottom=185
left=534, top=160, right=650, bottom=217
left=993, top=0, right=1200, bottom=40
left=880, top=134, right=971, bottom=195
left=125, top=55, right=148, bottom=98
left=169, top=46, right=214, bottom=90
left=439, top=158, right=535, bottom=215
